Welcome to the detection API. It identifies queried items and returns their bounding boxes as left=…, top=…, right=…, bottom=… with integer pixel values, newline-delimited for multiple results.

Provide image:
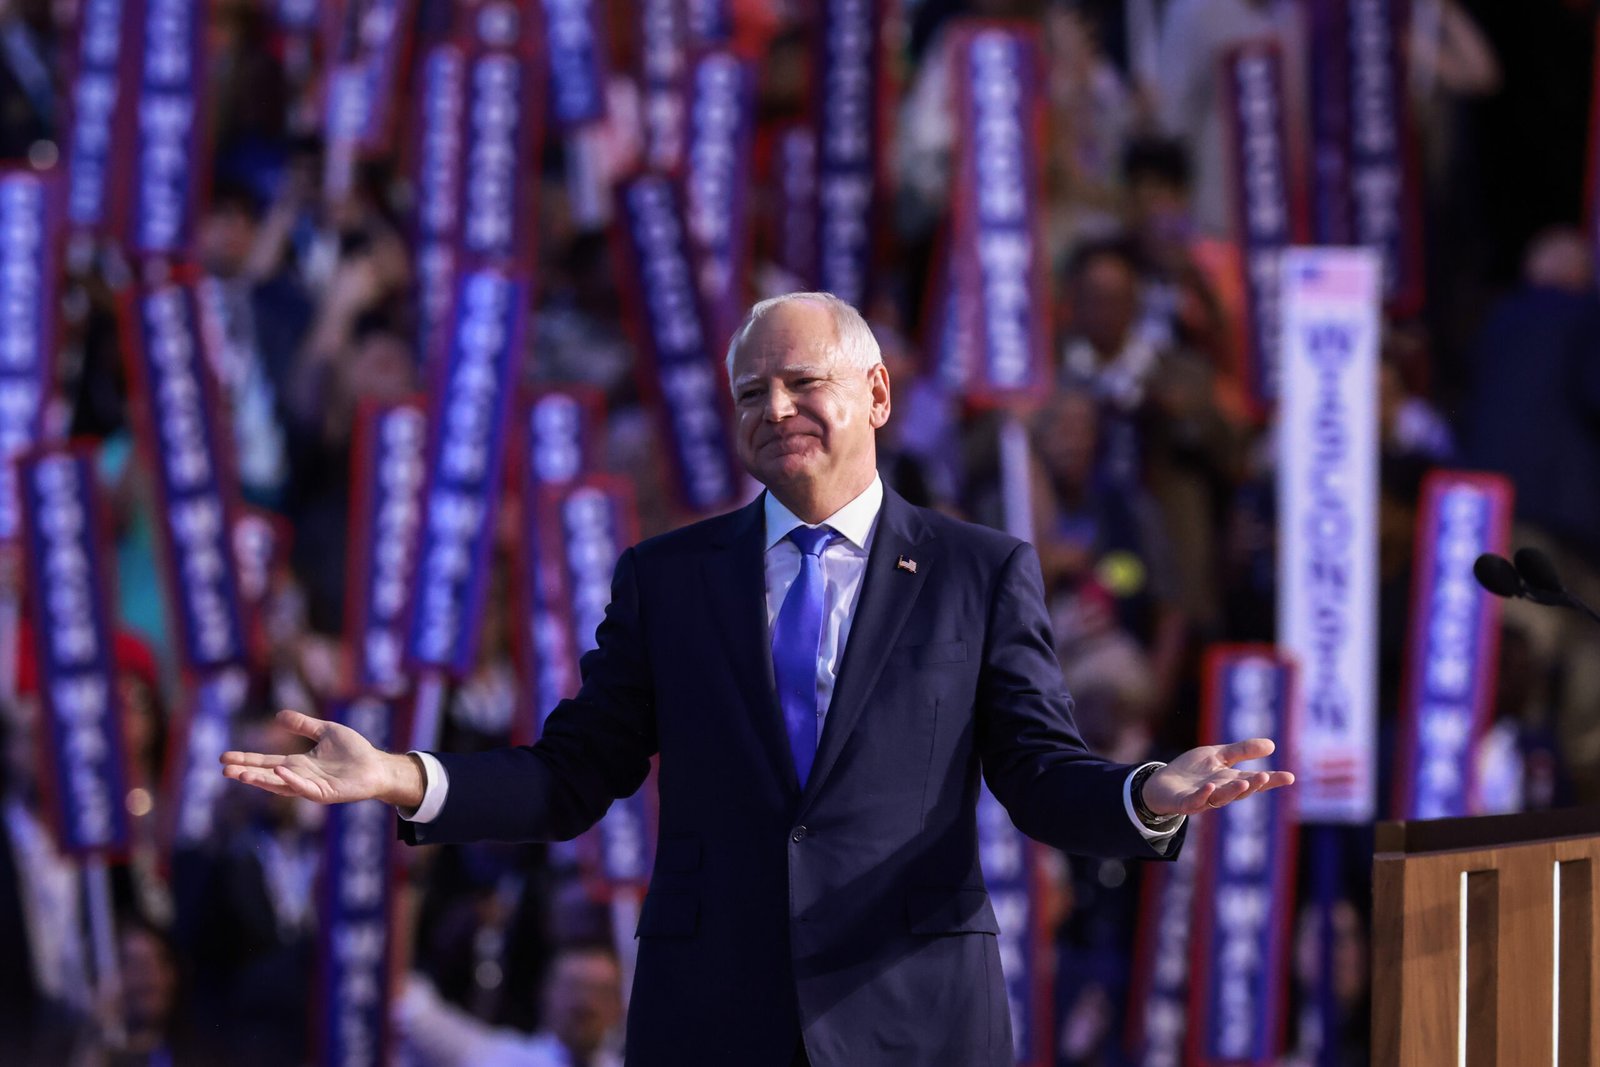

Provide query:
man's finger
left=219, top=751, right=287, bottom=769
left=275, top=764, right=328, bottom=803
left=1215, top=737, right=1275, bottom=767
left=276, top=709, right=329, bottom=743
left=226, top=766, right=297, bottom=797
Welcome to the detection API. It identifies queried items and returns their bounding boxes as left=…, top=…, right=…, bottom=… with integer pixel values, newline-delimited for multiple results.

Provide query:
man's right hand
left=220, top=709, right=426, bottom=810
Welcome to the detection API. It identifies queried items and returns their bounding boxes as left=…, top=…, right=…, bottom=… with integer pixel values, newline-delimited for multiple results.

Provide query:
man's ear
left=868, top=363, right=892, bottom=429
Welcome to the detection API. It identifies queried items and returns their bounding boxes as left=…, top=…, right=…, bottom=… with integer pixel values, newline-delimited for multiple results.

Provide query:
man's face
left=730, top=300, right=890, bottom=497
left=1074, top=256, right=1140, bottom=355
left=545, top=951, right=623, bottom=1055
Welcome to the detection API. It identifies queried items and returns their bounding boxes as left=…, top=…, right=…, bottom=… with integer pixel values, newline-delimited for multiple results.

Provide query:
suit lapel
left=702, top=494, right=801, bottom=796
left=799, top=488, right=935, bottom=814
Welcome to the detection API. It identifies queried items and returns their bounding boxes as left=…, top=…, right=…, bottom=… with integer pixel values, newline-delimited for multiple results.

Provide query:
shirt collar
left=763, top=475, right=884, bottom=552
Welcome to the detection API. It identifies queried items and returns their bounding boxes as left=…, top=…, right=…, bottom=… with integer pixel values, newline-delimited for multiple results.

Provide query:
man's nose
left=764, top=385, right=796, bottom=420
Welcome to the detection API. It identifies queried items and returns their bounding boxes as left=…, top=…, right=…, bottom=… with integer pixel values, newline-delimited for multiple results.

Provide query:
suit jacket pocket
left=887, top=640, right=968, bottom=668
left=635, top=891, right=699, bottom=939
left=906, top=887, right=999, bottom=935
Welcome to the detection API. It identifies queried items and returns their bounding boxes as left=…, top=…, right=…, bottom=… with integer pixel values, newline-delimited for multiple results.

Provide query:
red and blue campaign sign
left=1396, top=471, right=1513, bottom=820
left=977, top=784, right=1051, bottom=1067
left=404, top=268, right=527, bottom=676
left=64, top=0, right=134, bottom=233
left=1126, top=819, right=1206, bottom=1067
left=317, top=695, right=399, bottom=1067
left=1224, top=41, right=1306, bottom=410
left=119, top=276, right=253, bottom=673
left=1189, top=646, right=1297, bottom=1066
left=0, top=170, right=62, bottom=543
left=410, top=41, right=467, bottom=366
left=169, top=667, right=249, bottom=848
left=612, top=173, right=742, bottom=515
left=513, top=387, right=603, bottom=744
left=457, top=1, right=544, bottom=270
left=541, top=0, right=610, bottom=129
left=811, top=0, right=889, bottom=310
left=773, top=123, right=818, bottom=287
left=352, top=0, right=416, bottom=154
left=346, top=400, right=428, bottom=694
left=1345, top=0, right=1424, bottom=315
left=638, top=0, right=688, bottom=173
left=16, top=446, right=132, bottom=857
left=122, top=0, right=208, bottom=259
left=686, top=0, right=731, bottom=45
left=685, top=49, right=756, bottom=347
left=948, top=23, right=1051, bottom=403
left=1305, top=0, right=1352, bottom=245
left=544, top=477, right=654, bottom=888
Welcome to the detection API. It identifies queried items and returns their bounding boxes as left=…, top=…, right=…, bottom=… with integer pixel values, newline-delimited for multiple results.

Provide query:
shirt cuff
left=398, top=751, right=449, bottom=823
left=1125, top=761, right=1185, bottom=842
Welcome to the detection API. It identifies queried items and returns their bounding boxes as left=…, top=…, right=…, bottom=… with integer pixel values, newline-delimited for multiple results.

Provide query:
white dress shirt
left=403, top=475, right=1182, bottom=843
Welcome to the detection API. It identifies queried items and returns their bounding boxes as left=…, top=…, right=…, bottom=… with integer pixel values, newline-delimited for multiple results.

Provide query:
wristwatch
left=1131, top=762, right=1180, bottom=828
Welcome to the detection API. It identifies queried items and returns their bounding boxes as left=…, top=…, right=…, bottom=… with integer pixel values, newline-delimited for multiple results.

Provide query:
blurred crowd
left=0, top=0, right=1598, bottom=1064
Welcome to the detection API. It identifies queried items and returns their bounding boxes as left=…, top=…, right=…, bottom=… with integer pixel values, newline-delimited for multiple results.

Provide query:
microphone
left=1472, top=553, right=1524, bottom=600
left=1506, top=547, right=1600, bottom=627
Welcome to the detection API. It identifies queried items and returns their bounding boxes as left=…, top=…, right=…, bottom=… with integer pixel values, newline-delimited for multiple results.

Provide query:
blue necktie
left=772, top=525, right=838, bottom=788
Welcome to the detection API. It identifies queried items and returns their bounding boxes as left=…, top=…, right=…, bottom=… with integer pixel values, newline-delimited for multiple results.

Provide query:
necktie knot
left=787, top=525, right=838, bottom=558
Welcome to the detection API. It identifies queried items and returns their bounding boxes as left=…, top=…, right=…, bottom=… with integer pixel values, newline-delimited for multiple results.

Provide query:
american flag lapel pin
left=896, top=555, right=917, bottom=574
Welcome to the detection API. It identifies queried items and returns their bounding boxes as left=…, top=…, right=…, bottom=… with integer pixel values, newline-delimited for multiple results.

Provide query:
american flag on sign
left=1286, top=257, right=1376, bottom=303
left=1290, top=256, right=1376, bottom=302
left=1307, top=754, right=1363, bottom=790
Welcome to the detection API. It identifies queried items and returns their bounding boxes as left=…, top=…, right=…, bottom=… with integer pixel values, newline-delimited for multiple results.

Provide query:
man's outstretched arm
left=222, top=546, right=659, bottom=845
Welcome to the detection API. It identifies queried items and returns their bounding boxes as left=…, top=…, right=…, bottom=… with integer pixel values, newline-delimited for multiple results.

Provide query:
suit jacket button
left=791, top=826, right=808, bottom=842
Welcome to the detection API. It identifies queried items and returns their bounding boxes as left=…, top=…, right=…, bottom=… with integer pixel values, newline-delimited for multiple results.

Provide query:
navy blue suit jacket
left=400, top=487, right=1182, bottom=1065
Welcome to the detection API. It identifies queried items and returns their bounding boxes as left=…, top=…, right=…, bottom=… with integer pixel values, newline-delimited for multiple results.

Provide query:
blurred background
left=0, top=0, right=1596, bottom=1063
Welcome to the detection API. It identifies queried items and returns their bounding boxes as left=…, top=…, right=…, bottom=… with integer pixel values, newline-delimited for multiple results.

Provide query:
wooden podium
left=1373, top=808, right=1600, bottom=1065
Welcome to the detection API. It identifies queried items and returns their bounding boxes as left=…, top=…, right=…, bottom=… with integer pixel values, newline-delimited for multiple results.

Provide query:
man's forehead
left=731, top=359, right=835, bottom=387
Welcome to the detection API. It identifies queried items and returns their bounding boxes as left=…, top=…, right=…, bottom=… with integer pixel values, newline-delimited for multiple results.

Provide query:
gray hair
left=724, top=291, right=883, bottom=383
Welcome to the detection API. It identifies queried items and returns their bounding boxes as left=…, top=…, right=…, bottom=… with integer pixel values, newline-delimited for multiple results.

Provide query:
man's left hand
left=1142, top=738, right=1294, bottom=817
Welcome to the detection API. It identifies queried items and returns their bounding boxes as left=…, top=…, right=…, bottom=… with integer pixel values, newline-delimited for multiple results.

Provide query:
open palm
left=1142, top=738, right=1294, bottom=818
left=220, top=710, right=412, bottom=806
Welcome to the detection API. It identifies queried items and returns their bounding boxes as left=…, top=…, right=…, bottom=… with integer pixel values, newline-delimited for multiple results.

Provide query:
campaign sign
left=169, top=666, right=249, bottom=848
left=978, top=783, right=1051, bottom=1067
left=684, top=49, right=756, bottom=346
left=124, top=0, right=208, bottom=258
left=64, top=0, right=133, bottom=232
left=0, top=171, right=61, bottom=543
left=773, top=123, right=818, bottom=286
left=404, top=268, right=527, bottom=676
left=612, top=173, right=742, bottom=514
left=354, top=0, right=415, bottom=153
left=513, top=388, right=602, bottom=743
left=1346, top=0, right=1424, bottom=315
left=346, top=400, right=428, bottom=694
left=686, top=0, right=731, bottom=45
left=541, top=0, right=610, bottom=129
left=1396, top=471, right=1513, bottom=820
left=1305, top=0, right=1352, bottom=245
left=638, top=0, right=688, bottom=173
left=811, top=0, right=887, bottom=310
left=411, top=42, right=467, bottom=366
left=1188, top=647, right=1297, bottom=1066
left=1126, top=818, right=1206, bottom=1067
left=1224, top=41, right=1304, bottom=409
left=120, top=277, right=253, bottom=672
left=17, top=446, right=132, bottom=857
left=1276, top=247, right=1380, bottom=823
left=948, top=23, right=1050, bottom=402
left=459, top=3, right=544, bottom=268
left=316, top=696, right=398, bottom=1067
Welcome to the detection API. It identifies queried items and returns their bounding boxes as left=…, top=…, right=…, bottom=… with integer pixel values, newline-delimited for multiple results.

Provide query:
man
left=399, top=942, right=625, bottom=1067
left=223, top=293, right=1292, bottom=1066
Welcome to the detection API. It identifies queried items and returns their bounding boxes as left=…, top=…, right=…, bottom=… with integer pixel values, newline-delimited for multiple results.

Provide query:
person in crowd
left=1461, top=227, right=1600, bottom=801
left=399, top=941, right=626, bottom=1067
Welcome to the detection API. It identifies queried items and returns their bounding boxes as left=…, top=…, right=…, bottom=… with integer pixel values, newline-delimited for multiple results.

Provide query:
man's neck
left=768, top=471, right=876, bottom=526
